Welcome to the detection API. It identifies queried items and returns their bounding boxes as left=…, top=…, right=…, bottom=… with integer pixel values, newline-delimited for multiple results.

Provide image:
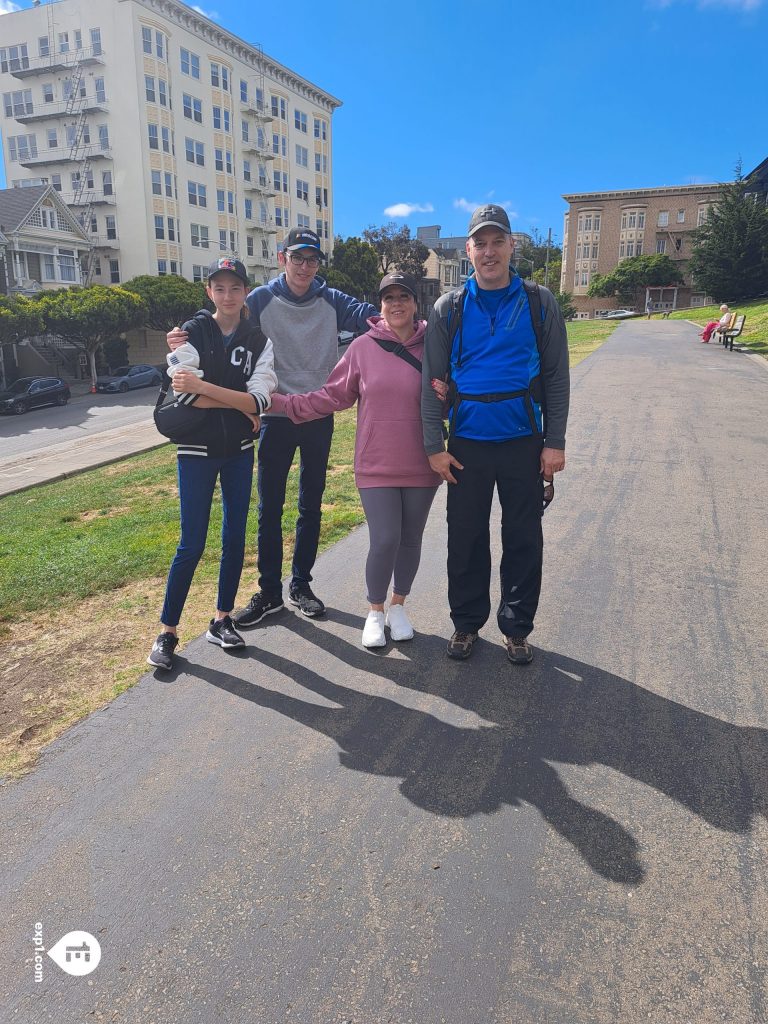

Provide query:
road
left=0, top=386, right=159, bottom=460
left=1, top=320, right=767, bottom=1024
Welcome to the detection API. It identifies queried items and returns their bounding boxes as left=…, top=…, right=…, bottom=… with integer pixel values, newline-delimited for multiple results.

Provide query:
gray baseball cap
left=467, top=204, right=512, bottom=237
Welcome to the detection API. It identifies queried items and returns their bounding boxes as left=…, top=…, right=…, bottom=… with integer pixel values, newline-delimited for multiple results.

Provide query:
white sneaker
left=362, top=610, right=386, bottom=648
left=386, top=604, right=414, bottom=641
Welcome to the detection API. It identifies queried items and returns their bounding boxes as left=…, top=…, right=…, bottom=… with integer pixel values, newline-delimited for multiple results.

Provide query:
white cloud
left=0, top=1, right=22, bottom=13
left=383, top=202, right=434, bottom=217
left=191, top=4, right=220, bottom=19
left=453, top=198, right=519, bottom=219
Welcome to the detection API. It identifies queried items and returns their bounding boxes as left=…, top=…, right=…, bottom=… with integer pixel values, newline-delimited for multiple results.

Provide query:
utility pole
left=544, top=227, right=552, bottom=289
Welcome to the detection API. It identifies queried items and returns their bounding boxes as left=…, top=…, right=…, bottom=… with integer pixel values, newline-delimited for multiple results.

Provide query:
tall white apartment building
left=0, top=0, right=340, bottom=288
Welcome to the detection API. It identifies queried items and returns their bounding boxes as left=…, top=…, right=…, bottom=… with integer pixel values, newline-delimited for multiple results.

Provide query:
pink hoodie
left=269, top=316, right=442, bottom=489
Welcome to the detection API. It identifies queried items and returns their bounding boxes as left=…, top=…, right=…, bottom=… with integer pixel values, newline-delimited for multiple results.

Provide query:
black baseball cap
left=467, top=204, right=512, bottom=237
left=378, top=271, right=418, bottom=299
left=285, top=227, right=325, bottom=259
left=206, top=256, right=249, bottom=284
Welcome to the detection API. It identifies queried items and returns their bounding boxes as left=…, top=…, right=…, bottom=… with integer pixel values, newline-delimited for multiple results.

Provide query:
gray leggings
left=358, top=486, right=439, bottom=604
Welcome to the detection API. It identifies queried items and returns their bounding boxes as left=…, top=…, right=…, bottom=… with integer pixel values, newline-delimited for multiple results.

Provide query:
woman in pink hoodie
left=270, top=272, right=441, bottom=648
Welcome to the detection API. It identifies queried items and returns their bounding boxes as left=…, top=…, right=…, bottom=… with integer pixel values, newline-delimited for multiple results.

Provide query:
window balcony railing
left=242, top=178, right=276, bottom=197
left=240, top=138, right=275, bottom=160
left=15, top=98, right=109, bottom=123
left=90, top=234, right=120, bottom=249
left=60, top=189, right=116, bottom=206
left=239, top=98, right=273, bottom=123
left=19, top=144, right=112, bottom=167
left=10, top=46, right=105, bottom=79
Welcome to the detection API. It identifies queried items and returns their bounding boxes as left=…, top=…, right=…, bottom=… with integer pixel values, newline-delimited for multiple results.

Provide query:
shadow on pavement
left=185, top=613, right=768, bottom=889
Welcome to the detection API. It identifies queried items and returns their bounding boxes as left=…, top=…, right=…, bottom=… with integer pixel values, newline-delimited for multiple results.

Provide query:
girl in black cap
left=148, top=259, right=277, bottom=670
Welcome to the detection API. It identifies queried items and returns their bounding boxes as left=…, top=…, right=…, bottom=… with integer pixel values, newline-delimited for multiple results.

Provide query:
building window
left=180, top=48, right=200, bottom=79
left=677, top=209, right=685, bottom=223
left=158, top=79, right=168, bottom=107
left=294, top=109, right=308, bottom=133
left=154, top=215, right=165, bottom=239
left=90, top=28, right=102, bottom=55
left=158, top=259, right=168, bottom=276
left=297, top=213, right=310, bottom=229
left=296, top=144, right=308, bottom=167
left=167, top=217, right=176, bottom=242
left=271, top=95, right=287, bottom=120
left=636, top=241, right=643, bottom=256
left=106, top=215, right=117, bottom=240
left=148, top=123, right=159, bottom=150
left=42, top=83, right=54, bottom=103
left=313, top=117, right=327, bottom=140
left=210, top=62, right=221, bottom=87
left=39, top=35, right=50, bottom=58
left=638, top=211, right=645, bottom=229
left=3, top=89, right=33, bottom=117
left=102, top=170, right=112, bottom=196
left=212, top=107, right=230, bottom=132
left=165, top=172, right=174, bottom=197
left=656, top=238, right=666, bottom=254
left=658, top=211, right=669, bottom=227
left=219, top=229, right=227, bottom=251
left=674, top=237, right=682, bottom=252
left=161, top=127, right=171, bottom=153
left=47, top=128, right=57, bottom=149
left=296, top=178, right=309, bottom=202
left=188, top=181, right=207, bottom=207
left=109, top=259, right=120, bottom=284
left=191, top=224, right=210, bottom=248
left=58, top=32, right=70, bottom=54
left=240, top=79, right=248, bottom=103
left=95, top=77, right=106, bottom=103
left=145, top=75, right=156, bottom=103
left=314, top=153, right=327, bottom=174
left=151, top=169, right=162, bottom=195
left=246, top=235, right=254, bottom=257
left=0, top=44, right=29, bottom=74
left=184, top=94, right=203, bottom=123
left=192, top=264, right=205, bottom=282
left=244, top=198, right=253, bottom=220
left=185, top=138, right=205, bottom=166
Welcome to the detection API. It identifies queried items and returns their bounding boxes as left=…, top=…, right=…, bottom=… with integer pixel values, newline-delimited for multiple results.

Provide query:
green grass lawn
left=665, top=297, right=768, bottom=358
left=567, top=318, right=620, bottom=366
left=0, top=407, right=364, bottom=626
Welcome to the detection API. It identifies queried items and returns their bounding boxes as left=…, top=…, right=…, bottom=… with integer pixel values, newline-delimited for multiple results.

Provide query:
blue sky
left=1, top=0, right=765, bottom=245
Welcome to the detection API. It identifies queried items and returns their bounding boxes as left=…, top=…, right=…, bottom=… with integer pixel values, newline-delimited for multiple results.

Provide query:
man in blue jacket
left=169, top=228, right=376, bottom=622
left=421, top=205, right=570, bottom=664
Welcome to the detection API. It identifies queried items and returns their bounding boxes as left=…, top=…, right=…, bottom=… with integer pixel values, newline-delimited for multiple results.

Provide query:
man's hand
left=428, top=450, right=464, bottom=484
left=167, top=326, right=188, bottom=351
left=245, top=413, right=261, bottom=433
left=172, top=369, right=207, bottom=395
left=541, top=446, right=565, bottom=478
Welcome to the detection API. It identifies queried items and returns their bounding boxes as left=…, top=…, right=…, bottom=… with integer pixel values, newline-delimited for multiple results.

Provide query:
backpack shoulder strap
left=447, top=287, right=466, bottom=349
left=522, top=280, right=544, bottom=357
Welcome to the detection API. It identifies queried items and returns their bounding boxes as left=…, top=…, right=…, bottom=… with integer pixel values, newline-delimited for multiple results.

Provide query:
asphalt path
left=0, top=386, right=159, bottom=460
left=2, top=321, right=767, bottom=1024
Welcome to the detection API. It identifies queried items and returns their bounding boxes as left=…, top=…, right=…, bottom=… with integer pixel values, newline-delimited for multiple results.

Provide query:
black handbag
left=153, top=374, right=206, bottom=442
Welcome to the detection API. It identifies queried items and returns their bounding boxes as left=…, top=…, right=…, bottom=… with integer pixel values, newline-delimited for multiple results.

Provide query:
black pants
left=257, top=415, right=334, bottom=594
left=446, top=435, right=543, bottom=637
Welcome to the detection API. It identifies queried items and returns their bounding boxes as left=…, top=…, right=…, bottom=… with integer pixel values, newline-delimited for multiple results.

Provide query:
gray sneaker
left=505, top=636, right=533, bottom=664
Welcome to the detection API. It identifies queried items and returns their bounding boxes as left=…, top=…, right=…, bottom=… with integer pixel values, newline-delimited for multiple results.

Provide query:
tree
left=517, top=228, right=562, bottom=289
left=362, top=223, right=429, bottom=278
left=587, top=254, right=684, bottom=305
left=689, top=167, right=768, bottom=302
left=122, top=274, right=208, bottom=331
left=553, top=290, right=576, bottom=321
left=323, top=236, right=380, bottom=301
left=0, top=295, right=44, bottom=388
left=36, top=286, right=147, bottom=387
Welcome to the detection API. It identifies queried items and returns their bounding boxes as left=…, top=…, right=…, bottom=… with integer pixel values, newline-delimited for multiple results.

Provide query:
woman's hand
left=431, top=377, right=448, bottom=402
left=173, top=369, right=208, bottom=395
left=245, top=413, right=261, bottom=433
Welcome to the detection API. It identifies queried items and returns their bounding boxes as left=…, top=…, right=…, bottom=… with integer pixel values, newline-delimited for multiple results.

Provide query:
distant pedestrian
left=646, top=297, right=653, bottom=319
left=270, top=272, right=441, bottom=649
left=148, top=257, right=277, bottom=672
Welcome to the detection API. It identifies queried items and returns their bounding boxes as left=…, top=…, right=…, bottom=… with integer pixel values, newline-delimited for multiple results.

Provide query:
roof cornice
left=562, top=183, right=723, bottom=203
left=127, top=0, right=342, bottom=111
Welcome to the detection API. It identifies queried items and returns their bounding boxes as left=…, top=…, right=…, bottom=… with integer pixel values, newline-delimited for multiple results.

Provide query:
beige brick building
left=561, top=183, right=722, bottom=317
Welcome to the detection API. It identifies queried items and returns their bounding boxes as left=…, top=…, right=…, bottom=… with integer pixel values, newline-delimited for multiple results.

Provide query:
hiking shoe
left=446, top=630, right=478, bottom=660
left=233, top=591, right=284, bottom=627
left=147, top=631, right=178, bottom=671
left=505, top=636, right=534, bottom=665
left=288, top=583, right=326, bottom=618
left=386, top=604, right=414, bottom=641
left=362, top=610, right=387, bottom=648
left=206, top=615, right=246, bottom=649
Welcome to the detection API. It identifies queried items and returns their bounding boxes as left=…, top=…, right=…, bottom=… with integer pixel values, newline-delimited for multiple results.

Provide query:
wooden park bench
left=718, top=314, right=746, bottom=351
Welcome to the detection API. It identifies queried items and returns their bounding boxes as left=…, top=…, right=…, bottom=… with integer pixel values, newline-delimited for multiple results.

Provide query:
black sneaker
left=288, top=583, right=326, bottom=618
left=147, top=631, right=178, bottom=670
left=206, top=615, right=246, bottom=649
left=505, top=636, right=534, bottom=665
left=446, top=630, right=478, bottom=660
left=233, top=591, right=284, bottom=627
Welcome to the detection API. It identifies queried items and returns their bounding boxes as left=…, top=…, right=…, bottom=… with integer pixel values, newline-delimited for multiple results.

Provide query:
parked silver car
left=96, top=364, right=163, bottom=394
